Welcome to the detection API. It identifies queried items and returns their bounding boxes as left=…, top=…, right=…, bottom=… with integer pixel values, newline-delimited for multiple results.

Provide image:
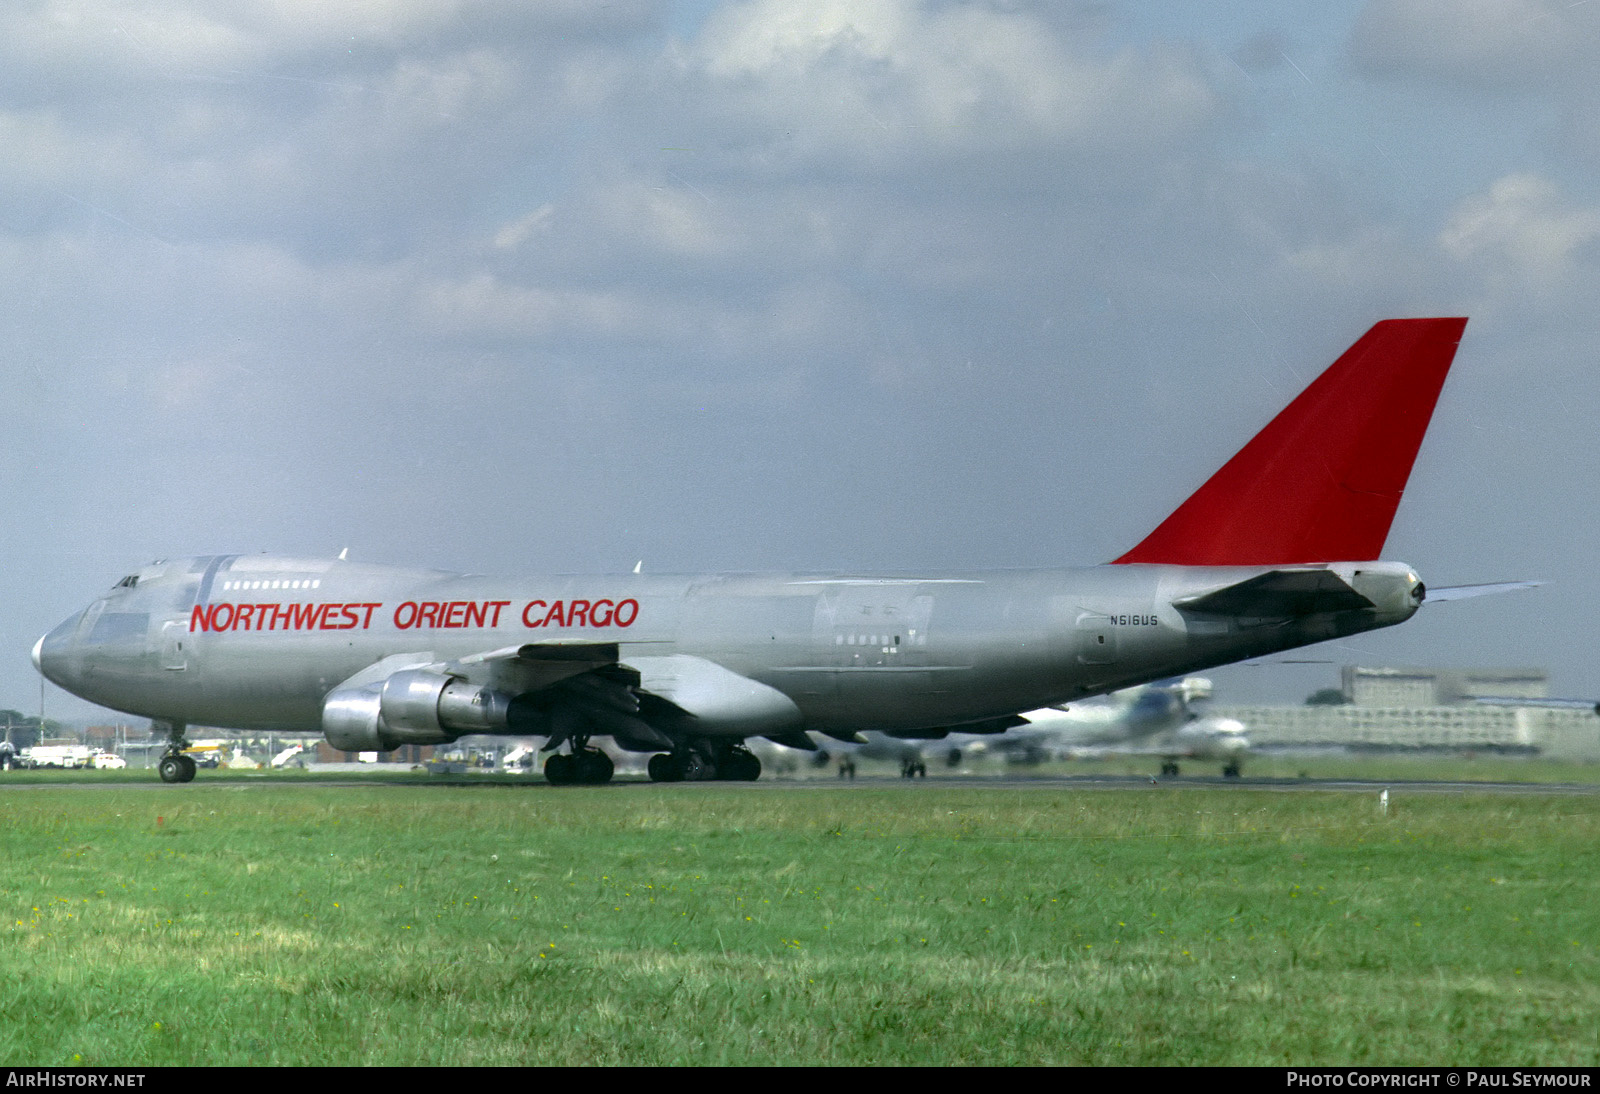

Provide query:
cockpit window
left=114, top=575, right=139, bottom=589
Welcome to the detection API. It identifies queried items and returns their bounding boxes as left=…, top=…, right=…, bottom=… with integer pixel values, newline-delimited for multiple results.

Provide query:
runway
left=696, top=773, right=1600, bottom=796
left=6, top=771, right=1600, bottom=796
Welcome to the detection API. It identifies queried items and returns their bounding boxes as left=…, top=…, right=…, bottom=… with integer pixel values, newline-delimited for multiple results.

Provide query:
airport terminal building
left=1218, top=665, right=1600, bottom=761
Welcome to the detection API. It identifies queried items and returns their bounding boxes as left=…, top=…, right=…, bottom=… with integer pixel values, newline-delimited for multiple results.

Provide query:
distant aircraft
left=998, top=678, right=1250, bottom=777
left=35, top=318, right=1498, bottom=784
left=809, top=677, right=1251, bottom=777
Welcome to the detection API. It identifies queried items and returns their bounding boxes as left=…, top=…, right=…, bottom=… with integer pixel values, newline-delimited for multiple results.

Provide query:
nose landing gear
left=154, top=721, right=196, bottom=784
left=158, top=753, right=197, bottom=784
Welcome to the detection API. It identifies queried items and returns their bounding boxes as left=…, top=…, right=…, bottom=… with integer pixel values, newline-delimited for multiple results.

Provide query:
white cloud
left=417, top=272, right=640, bottom=338
left=0, top=1, right=655, bottom=72
left=587, top=183, right=733, bottom=259
left=1440, top=173, right=1600, bottom=291
left=680, top=0, right=1224, bottom=168
left=493, top=204, right=555, bottom=251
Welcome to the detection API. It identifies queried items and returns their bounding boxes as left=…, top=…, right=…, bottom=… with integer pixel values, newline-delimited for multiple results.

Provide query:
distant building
left=85, top=724, right=147, bottom=747
left=314, top=741, right=434, bottom=764
left=1218, top=665, right=1598, bottom=761
left=1342, top=665, right=1549, bottom=707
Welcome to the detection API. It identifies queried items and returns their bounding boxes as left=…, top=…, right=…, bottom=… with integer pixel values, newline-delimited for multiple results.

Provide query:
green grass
left=0, top=782, right=1596, bottom=1065
left=1006, top=750, right=1600, bottom=785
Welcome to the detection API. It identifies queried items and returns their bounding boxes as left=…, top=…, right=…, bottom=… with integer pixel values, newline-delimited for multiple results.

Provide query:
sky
left=3, top=0, right=1597, bottom=724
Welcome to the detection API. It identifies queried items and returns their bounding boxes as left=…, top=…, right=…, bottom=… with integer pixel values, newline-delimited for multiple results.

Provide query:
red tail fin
left=1114, top=317, right=1467, bottom=566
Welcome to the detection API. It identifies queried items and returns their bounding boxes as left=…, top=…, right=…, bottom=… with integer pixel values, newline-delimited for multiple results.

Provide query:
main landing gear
left=646, top=743, right=761, bottom=783
left=154, top=721, right=196, bottom=784
left=543, top=748, right=614, bottom=786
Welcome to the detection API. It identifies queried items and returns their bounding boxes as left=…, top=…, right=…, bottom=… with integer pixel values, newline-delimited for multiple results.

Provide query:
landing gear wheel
left=151, top=721, right=193, bottom=785
left=575, top=749, right=614, bottom=785
left=646, top=747, right=717, bottom=781
left=717, top=749, right=761, bottom=782
left=546, top=750, right=614, bottom=785
left=544, top=753, right=575, bottom=786
left=647, top=753, right=683, bottom=782
left=1160, top=761, right=1180, bottom=777
left=1223, top=763, right=1241, bottom=778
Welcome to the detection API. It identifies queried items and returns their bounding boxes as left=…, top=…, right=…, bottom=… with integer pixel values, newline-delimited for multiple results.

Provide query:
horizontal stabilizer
left=1424, top=581, right=1543, bottom=603
left=1175, top=569, right=1374, bottom=617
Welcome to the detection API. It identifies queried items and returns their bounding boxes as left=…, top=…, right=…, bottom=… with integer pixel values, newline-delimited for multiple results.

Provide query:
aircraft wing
left=323, top=641, right=665, bottom=752
left=440, top=642, right=804, bottom=749
left=456, top=640, right=627, bottom=689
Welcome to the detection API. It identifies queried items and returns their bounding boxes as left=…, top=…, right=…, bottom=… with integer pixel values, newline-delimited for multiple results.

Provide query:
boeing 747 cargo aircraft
left=35, top=319, right=1480, bottom=784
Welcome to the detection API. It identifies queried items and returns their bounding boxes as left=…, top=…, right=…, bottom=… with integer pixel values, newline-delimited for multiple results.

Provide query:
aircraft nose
left=32, top=611, right=84, bottom=688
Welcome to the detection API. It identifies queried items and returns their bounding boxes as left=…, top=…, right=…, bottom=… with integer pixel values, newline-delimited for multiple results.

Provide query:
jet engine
left=322, top=669, right=512, bottom=751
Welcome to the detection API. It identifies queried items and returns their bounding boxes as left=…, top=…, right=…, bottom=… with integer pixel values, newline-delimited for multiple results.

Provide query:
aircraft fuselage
left=35, top=553, right=1422, bottom=738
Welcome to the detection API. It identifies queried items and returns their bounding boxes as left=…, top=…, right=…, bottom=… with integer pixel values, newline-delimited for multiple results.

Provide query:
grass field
left=0, top=774, right=1597, bottom=1066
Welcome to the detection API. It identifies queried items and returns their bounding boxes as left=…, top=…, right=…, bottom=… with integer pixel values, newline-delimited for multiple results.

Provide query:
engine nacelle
left=322, top=669, right=512, bottom=752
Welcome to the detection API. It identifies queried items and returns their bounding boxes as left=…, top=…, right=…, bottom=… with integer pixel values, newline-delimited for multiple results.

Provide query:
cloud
left=0, top=1, right=658, bottom=74
left=1350, top=0, right=1596, bottom=89
left=0, top=2, right=653, bottom=261
left=1440, top=173, right=1600, bottom=294
left=675, top=0, right=1228, bottom=171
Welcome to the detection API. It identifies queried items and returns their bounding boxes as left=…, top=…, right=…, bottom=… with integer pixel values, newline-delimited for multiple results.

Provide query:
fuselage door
left=160, top=620, right=188, bottom=671
left=1075, top=611, right=1117, bottom=665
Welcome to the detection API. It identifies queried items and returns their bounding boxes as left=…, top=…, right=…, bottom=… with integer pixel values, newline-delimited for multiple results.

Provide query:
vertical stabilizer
left=1114, top=317, right=1467, bottom=566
